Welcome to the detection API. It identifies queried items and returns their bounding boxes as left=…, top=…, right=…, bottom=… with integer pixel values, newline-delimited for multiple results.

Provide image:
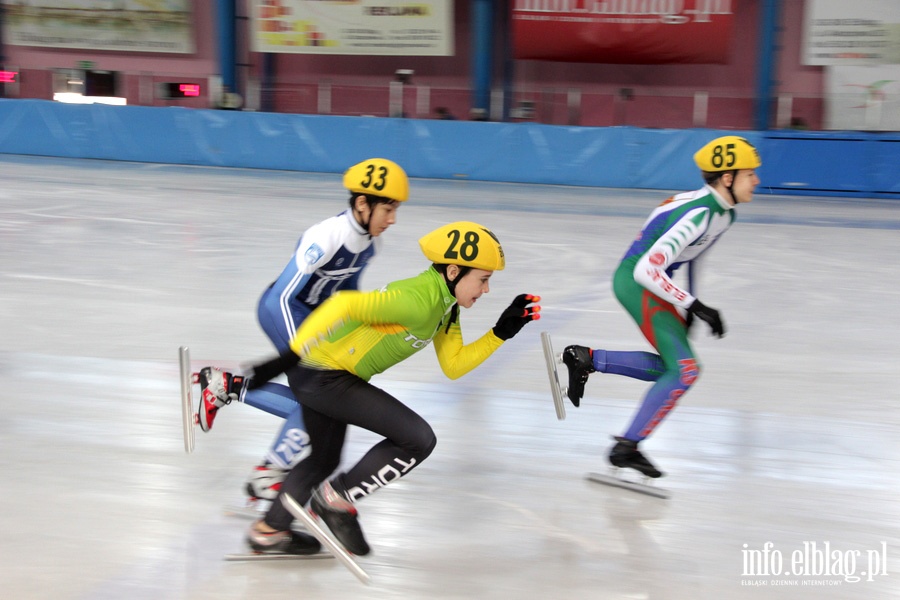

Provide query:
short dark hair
left=702, top=170, right=728, bottom=185
left=349, top=192, right=399, bottom=207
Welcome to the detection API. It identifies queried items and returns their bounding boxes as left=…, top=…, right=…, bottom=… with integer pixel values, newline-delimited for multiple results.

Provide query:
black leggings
left=264, top=365, right=437, bottom=531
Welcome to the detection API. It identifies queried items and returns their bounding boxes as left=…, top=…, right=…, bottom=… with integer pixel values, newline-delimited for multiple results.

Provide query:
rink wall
left=1, top=99, right=898, bottom=198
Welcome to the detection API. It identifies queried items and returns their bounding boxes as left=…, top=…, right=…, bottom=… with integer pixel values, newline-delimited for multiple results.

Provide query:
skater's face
left=724, top=169, right=760, bottom=204
left=452, top=267, right=493, bottom=308
left=355, top=197, right=399, bottom=236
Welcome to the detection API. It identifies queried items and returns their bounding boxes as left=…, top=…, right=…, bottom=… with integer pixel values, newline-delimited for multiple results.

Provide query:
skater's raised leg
left=562, top=347, right=667, bottom=407
left=240, top=381, right=300, bottom=419
left=593, top=349, right=666, bottom=382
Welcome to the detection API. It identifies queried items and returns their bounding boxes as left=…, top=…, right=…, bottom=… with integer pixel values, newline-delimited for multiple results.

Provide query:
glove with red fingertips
left=492, top=294, right=542, bottom=341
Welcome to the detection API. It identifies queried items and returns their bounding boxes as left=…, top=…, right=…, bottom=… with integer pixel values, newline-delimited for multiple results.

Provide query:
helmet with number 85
left=343, top=158, right=409, bottom=202
left=693, top=136, right=761, bottom=172
left=418, top=221, right=506, bottom=271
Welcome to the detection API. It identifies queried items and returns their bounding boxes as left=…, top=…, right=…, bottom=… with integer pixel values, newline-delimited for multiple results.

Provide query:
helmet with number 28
left=693, top=136, right=761, bottom=172
left=343, top=158, right=409, bottom=202
left=418, top=221, right=506, bottom=272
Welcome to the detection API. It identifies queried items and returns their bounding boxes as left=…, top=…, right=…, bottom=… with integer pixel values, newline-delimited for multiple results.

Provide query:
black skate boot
left=310, top=477, right=370, bottom=556
left=562, top=345, right=595, bottom=407
left=608, top=436, right=663, bottom=478
left=246, top=521, right=321, bottom=555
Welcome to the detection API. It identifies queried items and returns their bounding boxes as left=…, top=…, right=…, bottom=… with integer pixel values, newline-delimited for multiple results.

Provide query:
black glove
left=246, top=348, right=301, bottom=389
left=492, top=294, right=541, bottom=341
left=687, top=299, right=725, bottom=338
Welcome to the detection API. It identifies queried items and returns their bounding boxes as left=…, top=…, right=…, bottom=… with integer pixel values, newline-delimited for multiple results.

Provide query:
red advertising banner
left=513, top=0, right=735, bottom=64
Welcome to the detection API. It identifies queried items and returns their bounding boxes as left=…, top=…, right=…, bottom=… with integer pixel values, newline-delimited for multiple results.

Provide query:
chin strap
left=353, top=204, right=373, bottom=236
left=444, top=304, right=459, bottom=333
left=724, top=170, right=738, bottom=205
left=441, top=266, right=469, bottom=333
left=442, top=266, right=470, bottom=298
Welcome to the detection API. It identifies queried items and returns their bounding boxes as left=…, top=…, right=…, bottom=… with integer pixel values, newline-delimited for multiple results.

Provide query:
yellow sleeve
left=289, top=289, right=406, bottom=356
left=432, top=321, right=504, bottom=380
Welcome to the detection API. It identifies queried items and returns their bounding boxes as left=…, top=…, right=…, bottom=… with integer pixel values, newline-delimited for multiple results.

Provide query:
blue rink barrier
left=0, top=99, right=897, bottom=198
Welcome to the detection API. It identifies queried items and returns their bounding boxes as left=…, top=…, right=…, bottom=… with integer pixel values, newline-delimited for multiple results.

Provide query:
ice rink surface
left=1, top=154, right=898, bottom=600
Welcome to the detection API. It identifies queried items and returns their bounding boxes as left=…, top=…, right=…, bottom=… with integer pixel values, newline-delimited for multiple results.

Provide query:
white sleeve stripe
left=279, top=270, right=308, bottom=342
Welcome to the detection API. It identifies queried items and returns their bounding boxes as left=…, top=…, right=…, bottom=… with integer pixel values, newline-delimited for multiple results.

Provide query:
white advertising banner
left=2, top=0, right=194, bottom=54
left=251, top=0, right=453, bottom=56
left=803, top=0, right=900, bottom=65
left=825, top=65, right=900, bottom=130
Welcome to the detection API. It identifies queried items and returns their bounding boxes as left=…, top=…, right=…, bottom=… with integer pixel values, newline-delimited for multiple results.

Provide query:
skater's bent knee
left=670, top=357, right=701, bottom=388
left=398, top=426, right=436, bottom=461
left=421, top=433, right=437, bottom=460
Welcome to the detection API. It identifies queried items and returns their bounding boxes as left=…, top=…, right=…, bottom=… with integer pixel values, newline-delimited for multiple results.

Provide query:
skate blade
left=224, top=502, right=309, bottom=533
left=178, top=346, right=195, bottom=453
left=540, top=332, right=567, bottom=420
left=586, top=471, right=670, bottom=500
left=281, top=493, right=371, bottom=585
left=224, top=552, right=333, bottom=562
left=223, top=502, right=269, bottom=520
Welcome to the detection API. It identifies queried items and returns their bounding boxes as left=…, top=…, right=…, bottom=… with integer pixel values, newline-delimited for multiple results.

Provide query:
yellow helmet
left=693, top=136, right=761, bottom=172
left=419, top=221, right=506, bottom=271
left=343, top=158, right=409, bottom=202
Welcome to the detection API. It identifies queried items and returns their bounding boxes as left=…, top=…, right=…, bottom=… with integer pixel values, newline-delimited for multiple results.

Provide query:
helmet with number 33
left=418, top=221, right=506, bottom=271
left=343, top=158, right=409, bottom=202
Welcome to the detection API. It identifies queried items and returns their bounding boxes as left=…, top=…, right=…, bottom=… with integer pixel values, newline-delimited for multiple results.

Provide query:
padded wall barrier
left=0, top=99, right=896, bottom=197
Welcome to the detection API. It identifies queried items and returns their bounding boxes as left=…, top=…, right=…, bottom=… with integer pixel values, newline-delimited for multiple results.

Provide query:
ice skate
left=223, top=497, right=271, bottom=521
left=224, top=521, right=330, bottom=562
left=540, top=332, right=568, bottom=420
left=247, top=522, right=322, bottom=555
left=178, top=346, right=247, bottom=451
left=586, top=437, right=670, bottom=499
left=224, top=462, right=288, bottom=519
left=195, top=367, right=238, bottom=432
left=246, top=461, right=287, bottom=502
left=281, top=493, right=371, bottom=584
left=561, top=344, right=595, bottom=407
left=608, top=436, right=663, bottom=478
left=310, top=479, right=370, bottom=556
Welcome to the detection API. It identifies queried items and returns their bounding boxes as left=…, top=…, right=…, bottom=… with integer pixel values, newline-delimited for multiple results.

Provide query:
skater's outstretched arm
left=433, top=293, right=541, bottom=379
